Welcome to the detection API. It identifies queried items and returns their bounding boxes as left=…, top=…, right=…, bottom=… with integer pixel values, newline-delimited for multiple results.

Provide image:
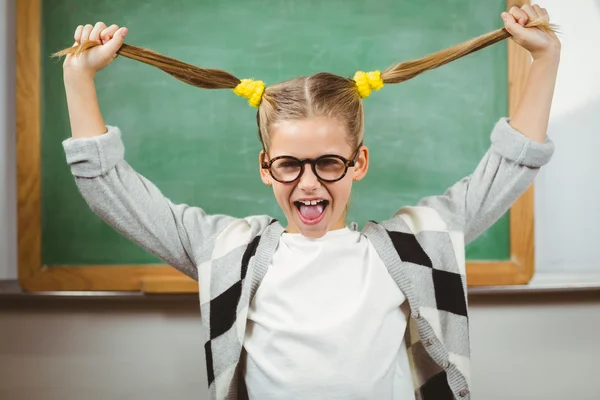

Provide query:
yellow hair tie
left=353, top=70, right=384, bottom=98
left=233, top=79, right=265, bottom=108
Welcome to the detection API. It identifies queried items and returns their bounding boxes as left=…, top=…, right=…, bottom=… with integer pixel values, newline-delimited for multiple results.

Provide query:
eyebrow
left=268, top=143, right=362, bottom=160
left=268, top=147, right=354, bottom=157
left=265, top=151, right=349, bottom=161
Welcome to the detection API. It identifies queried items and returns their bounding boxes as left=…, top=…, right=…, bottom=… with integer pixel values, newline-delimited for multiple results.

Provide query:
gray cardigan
left=63, top=117, right=554, bottom=399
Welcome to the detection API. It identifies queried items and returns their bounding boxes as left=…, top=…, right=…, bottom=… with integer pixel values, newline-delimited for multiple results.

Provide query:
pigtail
left=380, top=20, right=556, bottom=85
left=54, top=42, right=241, bottom=89
left=53, top=18, right=556, bottom=110
left=53, top=42, right=265, bottom=106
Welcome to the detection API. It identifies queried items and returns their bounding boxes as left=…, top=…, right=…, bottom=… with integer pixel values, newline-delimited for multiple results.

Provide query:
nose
left=297, top=164, right=320, bottom=192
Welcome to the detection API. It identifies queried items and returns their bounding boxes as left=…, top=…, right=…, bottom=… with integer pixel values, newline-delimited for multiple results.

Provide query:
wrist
left=63, top=68, right=96, bottom=84
left=531, top=45, right=561, bottom=63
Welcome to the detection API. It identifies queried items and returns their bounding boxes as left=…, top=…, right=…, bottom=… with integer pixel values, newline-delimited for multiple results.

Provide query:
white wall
left=0, top=0, right=17, bottom=280
left=534, top=0, right=600, bottom=274
left=0, top=299, right=210, bottom=400
left=1, top=293, right=599, bottom=400
left=469, top=293, right=600, bottom=399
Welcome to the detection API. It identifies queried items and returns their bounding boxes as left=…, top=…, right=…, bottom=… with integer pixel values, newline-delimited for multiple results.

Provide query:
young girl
left=57, top=4, right=559, bottom=399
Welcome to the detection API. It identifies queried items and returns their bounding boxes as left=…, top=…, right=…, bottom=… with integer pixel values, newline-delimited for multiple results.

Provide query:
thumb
left=104, top=27, right=128, bottom=57
left=502, top=12, right=527, bottom=38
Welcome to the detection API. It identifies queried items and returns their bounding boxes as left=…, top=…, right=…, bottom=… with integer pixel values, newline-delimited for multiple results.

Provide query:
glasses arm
left=346, top=142, right=363, bottom=166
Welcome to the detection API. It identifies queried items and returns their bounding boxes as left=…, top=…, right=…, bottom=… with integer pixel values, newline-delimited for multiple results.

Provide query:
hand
left=63, top=22, right=128, bottom=78
left=502, top=4, right=561, bottom=60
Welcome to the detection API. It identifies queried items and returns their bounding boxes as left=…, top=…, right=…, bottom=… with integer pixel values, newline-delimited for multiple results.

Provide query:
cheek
left=272, top=184, right=294, bottom=208
left=329, top=180, right=353, bottom=204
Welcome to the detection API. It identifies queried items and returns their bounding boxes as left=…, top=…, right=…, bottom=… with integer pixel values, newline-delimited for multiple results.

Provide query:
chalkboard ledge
left=469, top=272, right=600, bottom=295
left=2, top=273, right=600, bottom=299
left=0, top=280, right=195, bottom=301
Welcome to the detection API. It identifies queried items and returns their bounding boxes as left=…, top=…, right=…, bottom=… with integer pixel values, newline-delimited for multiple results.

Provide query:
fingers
left=510, top=4, right=549, bottom=26
left=74, top=22, right=119, bottom=46
left=104, top=27, right=128, bottom=56
left=90, top=22, right=107, bottom=43
left=73, top=25, right=83, bottom=44
left=521, top=4, right=540, bottom=21
left=509, top=5, right=529, bottom=26
left=80, top=24, right=93, bottom=42
left=502, top=11, right=527, bottom=37
left=533, top=4, right=550, bottom=21
left=100, top=24, right=120, bottom=43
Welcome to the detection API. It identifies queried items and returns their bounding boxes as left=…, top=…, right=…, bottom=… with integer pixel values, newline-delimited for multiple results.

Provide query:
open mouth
left=294, top=199, right=329, bottom=225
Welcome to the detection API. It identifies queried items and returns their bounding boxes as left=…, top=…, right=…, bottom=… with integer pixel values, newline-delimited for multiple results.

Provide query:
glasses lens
left=315, top=157, right=346, bottom=181
left=271, top=158, right=302, bottom=182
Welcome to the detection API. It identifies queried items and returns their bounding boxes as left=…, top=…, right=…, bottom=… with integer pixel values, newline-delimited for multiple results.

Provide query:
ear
left=352, top=145, right=369, bottom=182
left=258, top=150, right=272, bottom=186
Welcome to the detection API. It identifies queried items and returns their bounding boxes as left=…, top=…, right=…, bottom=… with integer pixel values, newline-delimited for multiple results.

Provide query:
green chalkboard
left=41, top=0, right=509, bottom=266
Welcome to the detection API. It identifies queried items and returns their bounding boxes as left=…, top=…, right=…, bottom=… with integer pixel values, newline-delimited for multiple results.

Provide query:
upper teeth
left=300, top=200, right=323, bottom=206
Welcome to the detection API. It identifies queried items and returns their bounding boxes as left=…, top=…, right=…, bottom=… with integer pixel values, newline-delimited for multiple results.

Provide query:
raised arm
left=501, top=4, right=561, bottom=143
left=61, top=23, right=269, bottom=279
left=394, top=5, right=559, bottom=243
left=63, top=23, right=124, bottom=139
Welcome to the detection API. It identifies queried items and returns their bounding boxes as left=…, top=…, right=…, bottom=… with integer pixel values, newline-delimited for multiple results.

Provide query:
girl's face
left=259, top=117, right=369, bottom=238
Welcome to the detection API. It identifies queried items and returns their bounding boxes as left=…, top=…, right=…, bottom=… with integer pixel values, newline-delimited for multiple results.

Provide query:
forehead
left=268, top=117, right=351, bottom=157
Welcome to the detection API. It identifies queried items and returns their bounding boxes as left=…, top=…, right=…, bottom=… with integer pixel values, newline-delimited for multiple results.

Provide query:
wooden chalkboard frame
left=17, top=0, right=535, bottom=292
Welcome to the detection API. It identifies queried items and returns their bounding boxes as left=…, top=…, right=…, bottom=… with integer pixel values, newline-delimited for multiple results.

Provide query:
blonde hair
left=54, top=20, right=553, bottom=151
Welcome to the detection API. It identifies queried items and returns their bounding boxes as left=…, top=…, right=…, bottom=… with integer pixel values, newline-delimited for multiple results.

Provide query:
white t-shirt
left=242, top=227, right=415, bottom=399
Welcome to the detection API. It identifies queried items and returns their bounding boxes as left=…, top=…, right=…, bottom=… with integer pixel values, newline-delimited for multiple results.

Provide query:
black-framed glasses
left=262, top=145, right=362, bottom=184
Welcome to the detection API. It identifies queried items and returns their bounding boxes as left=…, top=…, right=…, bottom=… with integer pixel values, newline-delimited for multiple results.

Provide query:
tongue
left=299, top=204, right=325, bottom=220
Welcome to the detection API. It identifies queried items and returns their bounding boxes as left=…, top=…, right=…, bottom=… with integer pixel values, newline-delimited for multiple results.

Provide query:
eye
left=316, top=157, right=345, bottom=170
left=319, top=159, right=339, bottom=166
left=272, top=158, right=300, bottom=170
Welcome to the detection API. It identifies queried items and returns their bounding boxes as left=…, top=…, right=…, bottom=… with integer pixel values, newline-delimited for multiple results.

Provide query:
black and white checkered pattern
left=201, top=213, right=472, bottom=399
left=364, top=208, right=471, bottom=400
left=200, top=218, right=283, bottom=399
